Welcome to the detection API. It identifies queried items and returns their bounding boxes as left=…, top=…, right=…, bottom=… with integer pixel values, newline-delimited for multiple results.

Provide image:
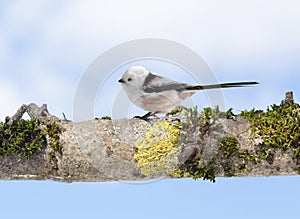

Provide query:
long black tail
left=185, top=81, right=259, bottom=90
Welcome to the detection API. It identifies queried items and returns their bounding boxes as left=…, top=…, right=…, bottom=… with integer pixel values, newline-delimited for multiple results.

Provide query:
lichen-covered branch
left=0, top=92, right=299, bottom=183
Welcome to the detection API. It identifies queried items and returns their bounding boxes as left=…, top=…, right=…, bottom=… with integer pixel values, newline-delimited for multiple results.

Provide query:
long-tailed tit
left=118, top=66, right=258, bottom=119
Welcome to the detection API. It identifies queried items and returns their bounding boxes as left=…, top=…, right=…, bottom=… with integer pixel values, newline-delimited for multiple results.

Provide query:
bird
left=118, top=66, right=258, bottom=120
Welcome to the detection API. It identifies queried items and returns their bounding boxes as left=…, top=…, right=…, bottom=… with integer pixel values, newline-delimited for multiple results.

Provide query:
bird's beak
left=118, top=78, right=125, bottom=83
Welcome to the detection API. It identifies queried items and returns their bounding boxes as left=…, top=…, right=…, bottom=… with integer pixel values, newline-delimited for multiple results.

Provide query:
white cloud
left=44, top=1, right=300, bottom=48
left=2, top=0, right=298, bottom=70
left=3, top=0, right=300, bottom=62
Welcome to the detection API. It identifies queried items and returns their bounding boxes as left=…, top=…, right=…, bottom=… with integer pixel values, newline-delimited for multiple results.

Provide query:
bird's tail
left=185, top=81, right=259, bottom=90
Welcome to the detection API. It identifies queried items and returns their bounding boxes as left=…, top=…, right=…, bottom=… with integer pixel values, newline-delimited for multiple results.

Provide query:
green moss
left=239, top=102, right=300, bottom=174
left=238, top=149, right=260, bottom=164
left=44, top=120, right=62, bottom=154
left=0, top=117, right=62, bottom=167
left=94, top=116, right=112, bottom=120
left=180, top=100, right=300, bottom=181
left=188, top=160, right=217, bottom=182
left=171, top=106, right=229, bottom=182
left=179, top=136, right=239, bottom=182
left=219, top=136, right=239, bottom=159
left=101, top=116, right=111, bottom=120
left=134, top=120, right=182, bottom=176
left=44, top=120, right=63, bottom=169
left=218, top=136, right=239, bottom=177
left=225, top=108, right=236, bottom=120
left=0, top=117, right=46, bottom=159
left=202, top=106, right=234, bottom=121
left=240, top=102, right=300, bottom=160
left=166, top=106, right=185, bottom=116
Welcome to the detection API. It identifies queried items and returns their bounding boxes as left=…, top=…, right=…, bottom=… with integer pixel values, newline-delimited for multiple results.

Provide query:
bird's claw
left=133, top=112, right=158, bottom=120
left=133, top=112, right=152, bottom=120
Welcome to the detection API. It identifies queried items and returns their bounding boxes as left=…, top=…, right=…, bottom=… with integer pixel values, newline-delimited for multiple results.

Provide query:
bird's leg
left=133, top=112, right=158, bottom=120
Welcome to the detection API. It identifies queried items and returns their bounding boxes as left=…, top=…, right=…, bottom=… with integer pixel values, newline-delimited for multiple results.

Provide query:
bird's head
left=118, top=66, right=150, bottom=90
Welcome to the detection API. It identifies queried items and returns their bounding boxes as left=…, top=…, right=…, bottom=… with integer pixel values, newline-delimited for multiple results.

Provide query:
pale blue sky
left=1, top=1, right=300, bottom=218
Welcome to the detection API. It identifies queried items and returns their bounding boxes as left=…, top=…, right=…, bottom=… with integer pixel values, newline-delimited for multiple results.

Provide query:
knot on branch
left=7, top=103, right=59, bottom=125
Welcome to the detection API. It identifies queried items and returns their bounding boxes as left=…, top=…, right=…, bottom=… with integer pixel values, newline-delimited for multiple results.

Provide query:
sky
left=1, top=0, right=300, bottom=218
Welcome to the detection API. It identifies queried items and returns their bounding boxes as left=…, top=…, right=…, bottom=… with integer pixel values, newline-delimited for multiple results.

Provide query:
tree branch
left=0, top=92, right=299, bottom=183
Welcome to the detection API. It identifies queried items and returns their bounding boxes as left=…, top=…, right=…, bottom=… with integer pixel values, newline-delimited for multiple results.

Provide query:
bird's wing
left=143, top=72, right=259, bottom=93
left=143, top=73, right=187, bottom=93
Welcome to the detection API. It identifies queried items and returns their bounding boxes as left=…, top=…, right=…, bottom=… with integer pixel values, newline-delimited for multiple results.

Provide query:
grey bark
left=0, top=99, right=298, bottom=183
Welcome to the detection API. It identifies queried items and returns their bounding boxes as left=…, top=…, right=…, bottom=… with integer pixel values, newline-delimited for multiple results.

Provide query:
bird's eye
left=127, top=78, right=132, bottom=82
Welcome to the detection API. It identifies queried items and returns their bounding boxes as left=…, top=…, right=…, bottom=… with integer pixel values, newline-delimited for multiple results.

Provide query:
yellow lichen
left=134, top=120, right=182, bottom=176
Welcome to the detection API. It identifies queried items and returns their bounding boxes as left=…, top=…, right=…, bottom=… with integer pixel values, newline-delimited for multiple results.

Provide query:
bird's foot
left=133, top=112, right=158, bottom=120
